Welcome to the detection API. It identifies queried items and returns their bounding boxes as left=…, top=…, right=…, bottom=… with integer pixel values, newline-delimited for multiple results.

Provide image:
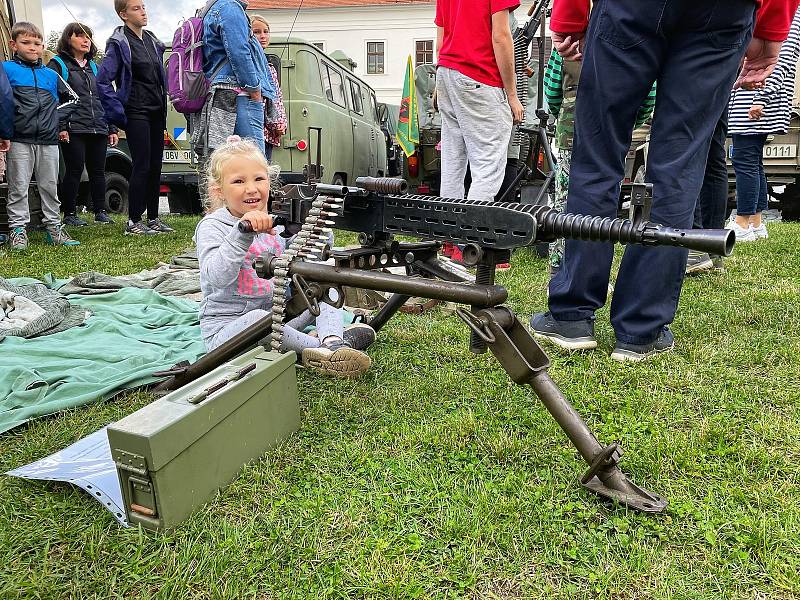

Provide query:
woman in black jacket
left=48, top=22, right=118, bottom=226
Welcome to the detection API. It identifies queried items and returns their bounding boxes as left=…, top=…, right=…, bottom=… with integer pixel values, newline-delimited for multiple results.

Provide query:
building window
left=367, top=41, right=384, bottom=74
left=415, top=40, right=433, bottom=66
left=313, top=41, right=325, bottom=52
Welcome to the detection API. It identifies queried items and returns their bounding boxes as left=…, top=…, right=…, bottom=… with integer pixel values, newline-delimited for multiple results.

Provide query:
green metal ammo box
left=107, top=348, right=299, bottom=530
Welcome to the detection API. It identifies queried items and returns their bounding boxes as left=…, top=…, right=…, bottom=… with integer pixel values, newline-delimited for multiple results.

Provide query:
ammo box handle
left=188, top=363, right=257, bottom=404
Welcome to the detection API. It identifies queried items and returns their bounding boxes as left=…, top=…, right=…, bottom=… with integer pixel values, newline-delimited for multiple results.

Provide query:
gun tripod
left=251, top=238, right=667, bottom=513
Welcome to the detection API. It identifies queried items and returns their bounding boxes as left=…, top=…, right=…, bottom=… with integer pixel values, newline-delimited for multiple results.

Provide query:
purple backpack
left=166, top=16, right=209, bottom=114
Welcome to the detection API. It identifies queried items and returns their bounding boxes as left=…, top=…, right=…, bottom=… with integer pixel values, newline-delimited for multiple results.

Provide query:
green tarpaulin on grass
left=0, top=287, right=205, bottom=434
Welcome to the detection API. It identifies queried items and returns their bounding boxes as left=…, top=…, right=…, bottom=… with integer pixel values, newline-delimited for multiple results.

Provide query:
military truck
left=631, top=77, right=800, bottom=221
left=162, top=37, right=388, bottom=214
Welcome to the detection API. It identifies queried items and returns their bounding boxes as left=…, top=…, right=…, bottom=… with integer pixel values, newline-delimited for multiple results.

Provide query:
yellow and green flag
left=396, top=55, right=419, bottom=158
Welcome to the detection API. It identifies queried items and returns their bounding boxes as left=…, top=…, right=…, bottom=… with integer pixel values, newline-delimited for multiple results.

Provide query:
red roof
left=248, top=0, right=433, bottom=9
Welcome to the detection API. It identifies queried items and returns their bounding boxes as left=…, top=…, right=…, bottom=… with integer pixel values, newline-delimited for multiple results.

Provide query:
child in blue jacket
left=3, top=22, right=79, bottom=250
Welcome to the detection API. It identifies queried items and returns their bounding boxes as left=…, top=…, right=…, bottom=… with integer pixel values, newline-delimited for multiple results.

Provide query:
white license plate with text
left=162, top=150, right=194, bottom=163
left=763, top=144, right=797, bottom=159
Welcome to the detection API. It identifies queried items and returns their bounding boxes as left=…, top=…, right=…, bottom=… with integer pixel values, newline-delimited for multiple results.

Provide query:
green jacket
left=544, top=49, right=657, bottom=150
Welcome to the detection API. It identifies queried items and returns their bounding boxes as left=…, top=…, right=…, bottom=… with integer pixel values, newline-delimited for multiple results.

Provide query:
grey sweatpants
left=6, top=143, right=62, bottom=229
left=206, top=302, right=344, bottom=353
left=436, top=67, right=513, bottom=201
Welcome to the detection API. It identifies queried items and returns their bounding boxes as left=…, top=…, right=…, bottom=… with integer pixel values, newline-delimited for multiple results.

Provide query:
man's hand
left=736, top=37, right=782, bottom=90
left=552, top=31, right=585, bottom=61
left=108, top=133, right=119, bottom=147
left=0, top=139, right=9, bottom=152
left=509, top=95, right=524, bottom=124
left=59, top=131, right=70, bottom=143
left=749, top=104, right=765, bottom=120
left=432, top=88, right=438, bottom=111
left=248, top=90, right=263, bottom=102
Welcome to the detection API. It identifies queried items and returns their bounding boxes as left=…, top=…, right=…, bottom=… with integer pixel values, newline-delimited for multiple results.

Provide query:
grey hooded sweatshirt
left=194, top=207, right=287, bottom=345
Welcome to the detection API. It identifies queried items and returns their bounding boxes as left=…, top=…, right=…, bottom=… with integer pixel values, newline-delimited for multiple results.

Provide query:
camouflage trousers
left=549, top=148, right=571, bottom=271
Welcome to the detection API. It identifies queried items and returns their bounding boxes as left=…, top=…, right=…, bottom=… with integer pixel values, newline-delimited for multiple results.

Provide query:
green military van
left=162, top=36, right=388, bottom=213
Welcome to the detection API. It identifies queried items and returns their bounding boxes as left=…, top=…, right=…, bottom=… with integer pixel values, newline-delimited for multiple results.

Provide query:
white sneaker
left=751, top=223, right=768, bottom=239
left=726, top=220, right=756, bottom=242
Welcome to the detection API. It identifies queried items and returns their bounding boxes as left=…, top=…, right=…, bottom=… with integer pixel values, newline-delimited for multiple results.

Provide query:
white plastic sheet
left=6, top=426, right=129, bottom=526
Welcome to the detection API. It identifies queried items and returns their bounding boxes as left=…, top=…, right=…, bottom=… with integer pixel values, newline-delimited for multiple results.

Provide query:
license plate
left=162, top=150, right=193, bottom=163
left=763, top=144, right=797, bottom=159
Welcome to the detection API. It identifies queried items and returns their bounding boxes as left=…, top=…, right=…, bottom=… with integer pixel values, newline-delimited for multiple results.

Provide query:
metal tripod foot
left=457, top=306, right=668, bottom=513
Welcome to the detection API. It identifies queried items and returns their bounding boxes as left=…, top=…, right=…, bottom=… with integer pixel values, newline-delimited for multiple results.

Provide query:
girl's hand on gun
left=241, top=211, right=274, bottom=234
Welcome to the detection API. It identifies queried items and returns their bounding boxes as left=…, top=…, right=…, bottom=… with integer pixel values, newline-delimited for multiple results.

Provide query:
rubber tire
left=105, top=172, right=129, bottom=215
left=779, top=183, right=800, bottom=221
left=167, top=185, right=203, bottom=215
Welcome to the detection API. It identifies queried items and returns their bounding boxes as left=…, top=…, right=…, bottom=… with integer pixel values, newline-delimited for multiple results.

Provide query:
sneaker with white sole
left=751, top=223, right=768, bottom=239
left=529, top=311, right=597, bottom=350
left=611, top=327, right=674, bottom=362
left=342, top=323, right=376, bottom=351
left=725, top=220, right=756, bottom=242
left=301, top=338, right=371, bottom=377
left=148, top=218, right=175, bottom=233
left=125, top=220, right=158, bottom=236
left=45, top=225, right=80, bottom=246
left=685, top=251, right=713, bottom=275
left=10, top=227, right=28, bottom=251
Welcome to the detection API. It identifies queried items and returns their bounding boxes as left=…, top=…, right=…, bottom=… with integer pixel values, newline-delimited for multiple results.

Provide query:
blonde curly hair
left=205, top=137, right=280, bottom=212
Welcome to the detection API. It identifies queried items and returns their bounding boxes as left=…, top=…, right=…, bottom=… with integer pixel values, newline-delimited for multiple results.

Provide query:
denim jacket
left=202, top=0, right=276, bottom=101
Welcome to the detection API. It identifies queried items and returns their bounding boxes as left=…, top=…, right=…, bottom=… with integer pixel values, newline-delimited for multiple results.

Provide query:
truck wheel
left=105, top=172, right=129, bottom=215
left=779, top=183, right=800, bottom=221
left=167, top=185, right=203, bottom=215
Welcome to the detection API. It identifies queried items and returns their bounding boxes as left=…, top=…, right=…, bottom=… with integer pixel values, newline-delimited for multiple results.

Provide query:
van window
left=348, top=79, right=363, bottom=115
left=266, top=54, right=281, bottom=85
left=370, top=91, right=379, bottom=123
left=295, top=50, right=323, bottom=96
left=322, top=62, right=347, bottom=107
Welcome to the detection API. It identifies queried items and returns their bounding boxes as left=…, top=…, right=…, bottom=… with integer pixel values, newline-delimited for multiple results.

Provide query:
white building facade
left=249, top=0, right=436, bottom=104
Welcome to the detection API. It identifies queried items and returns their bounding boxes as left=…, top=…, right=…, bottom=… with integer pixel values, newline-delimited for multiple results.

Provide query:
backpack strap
left=52, top=55, right=68, bottom=81
left=89, top=60, right=98, bottom=76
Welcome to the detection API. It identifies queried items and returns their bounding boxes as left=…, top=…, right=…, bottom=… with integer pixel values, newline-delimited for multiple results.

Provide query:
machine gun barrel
left=514, top=203, right=735, bottom=257
left=355, top=177, right=408, bottom=194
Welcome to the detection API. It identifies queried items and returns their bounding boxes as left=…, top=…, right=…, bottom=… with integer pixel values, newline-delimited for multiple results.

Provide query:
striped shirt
left=543, top=48, right=657, bottom=129
left=728, top=7, right=800, bottom=135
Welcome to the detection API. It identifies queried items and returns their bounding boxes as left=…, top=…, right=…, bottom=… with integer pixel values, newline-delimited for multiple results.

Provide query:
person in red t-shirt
left=434, top=0, right=524, bottom=203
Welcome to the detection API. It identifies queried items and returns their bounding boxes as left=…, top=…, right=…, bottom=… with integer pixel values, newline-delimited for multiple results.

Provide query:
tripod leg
left=458, top=306, right=667, bottom=513
left=368, top=293, right=412, bottom=333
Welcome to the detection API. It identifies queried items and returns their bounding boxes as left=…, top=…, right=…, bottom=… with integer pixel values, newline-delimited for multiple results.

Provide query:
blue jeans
left=548, top=0, right=754, bottom=345
left=731, top=134, right=768, bottom=216
left=694, top=113, right=729, bottom=230
left=234, top=95, right=266, bottom=155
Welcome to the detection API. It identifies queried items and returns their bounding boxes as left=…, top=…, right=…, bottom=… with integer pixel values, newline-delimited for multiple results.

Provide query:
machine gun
left=154, top=175, right=734, bottom=514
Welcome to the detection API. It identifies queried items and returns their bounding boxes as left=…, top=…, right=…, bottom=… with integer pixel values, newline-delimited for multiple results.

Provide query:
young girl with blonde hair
left=194, top=137, right=375, bottom=376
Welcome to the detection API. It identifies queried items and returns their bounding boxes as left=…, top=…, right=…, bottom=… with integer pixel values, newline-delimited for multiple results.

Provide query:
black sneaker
left=148, top=218, right=175, bottom=233
left=301, top=338, right=371, bottom=377
left=342, top=323, right=376, bottom=351
left=125, top=220, right=158, bottom=236
left=685, top=251, right=713, bottom=275
left=64, top=213, right=88, bottom=227
left=529, top=311, right=597, bottom=350
left=94, top=211, right=115, bottom=224
left=611, top=327, right=675, bottom=362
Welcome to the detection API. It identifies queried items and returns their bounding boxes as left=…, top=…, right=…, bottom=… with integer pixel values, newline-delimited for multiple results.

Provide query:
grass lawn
left=1, top=217, right=799, bottom=599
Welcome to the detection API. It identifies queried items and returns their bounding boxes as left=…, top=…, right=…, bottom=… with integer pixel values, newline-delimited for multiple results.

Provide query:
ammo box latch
left=112, top=449, right=158, bottom=518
